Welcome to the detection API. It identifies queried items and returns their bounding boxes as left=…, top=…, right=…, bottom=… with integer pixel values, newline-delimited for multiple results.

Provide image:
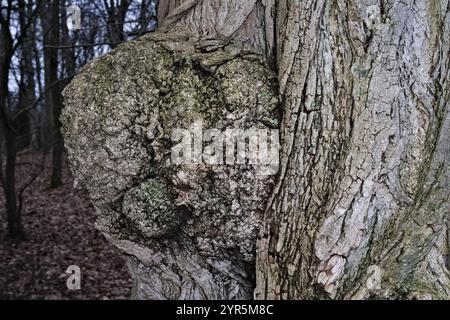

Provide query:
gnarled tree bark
left=256, top=0, right=450, bottom=299
left=62, top=0, right=450, bottom=300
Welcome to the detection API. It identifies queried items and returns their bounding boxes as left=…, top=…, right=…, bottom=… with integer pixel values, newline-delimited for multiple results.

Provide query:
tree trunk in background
left=41, top=0, right=63, bottom=188
left=62, top=0, right=450, bottom=299
left=32, top=15, right=44, bottom=151
left=40, top=4, right=55, bottom=152
left=0, top=9, right=25, bottom=241
left=50, top=0, right=63, bottom=189
left=60, top=1, right=77, bottom=87
left=105, top=0, right=132, bottom=47
left=16, top=0, right=36, bottom=151
left=0, top=98, right=22, bottom=240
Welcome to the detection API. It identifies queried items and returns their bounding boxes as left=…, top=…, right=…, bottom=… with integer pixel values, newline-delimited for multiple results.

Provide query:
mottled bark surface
left=62, top=37, right=279, bottom=299
left=62, top=0, right=450, bottom=300
left=256, top=0, right=450, bottom=299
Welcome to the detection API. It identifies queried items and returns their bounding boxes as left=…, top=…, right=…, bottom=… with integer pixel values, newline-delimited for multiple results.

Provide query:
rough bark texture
left=61, top=36, right=279, bottom=299
left=256, top=0, right=450, bottom=299
left=62, top=0, right=450, bottom=300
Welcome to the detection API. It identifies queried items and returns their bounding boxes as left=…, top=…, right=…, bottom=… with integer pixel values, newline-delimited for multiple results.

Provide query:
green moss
left=401, top=276, right=448, bottom=299
left=122, top=179, right=187, bottom=239
left=134, top=179, right=169, bottom=203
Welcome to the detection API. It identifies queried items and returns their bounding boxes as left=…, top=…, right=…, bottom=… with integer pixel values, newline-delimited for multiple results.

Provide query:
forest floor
left=0, top=152, right=132, bottom=299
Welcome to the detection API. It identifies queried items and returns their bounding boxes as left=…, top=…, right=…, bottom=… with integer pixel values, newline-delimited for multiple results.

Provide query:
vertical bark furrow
left=256, top=0, right=450, bottom=299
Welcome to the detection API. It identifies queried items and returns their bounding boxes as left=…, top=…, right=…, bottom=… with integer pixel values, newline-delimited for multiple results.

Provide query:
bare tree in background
left=40, top=0, right=64, bottom=187
left=0, top=0, right=157, bottom=241
left=0, top=0, right=40, bottom=241
left=16, top=0, right=36, bottom=151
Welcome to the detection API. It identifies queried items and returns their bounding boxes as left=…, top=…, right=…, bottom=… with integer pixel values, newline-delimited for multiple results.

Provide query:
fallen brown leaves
left=0, top=152, right=132, bottom=299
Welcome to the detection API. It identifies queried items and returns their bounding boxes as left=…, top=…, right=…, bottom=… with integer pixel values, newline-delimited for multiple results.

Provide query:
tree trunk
left=16, top=0, right=37, bottom=151
left=105, top=0, right=132, bottom=48
left=0, top=10, right=26, bottom=242
left=32, top=15, right=44, bottom=151
left=256, top=0, right=450, bottom=299
left=40, top=3, right=56, bottom=152
left=62, top=0, right=450, bottom=300
left=41, top=0, right=63, bottom=188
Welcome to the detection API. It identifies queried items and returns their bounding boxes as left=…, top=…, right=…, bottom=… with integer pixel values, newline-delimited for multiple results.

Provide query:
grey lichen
left=61, top=33, right=279, bottom=299
left=123, top=179, right=190, bottom=239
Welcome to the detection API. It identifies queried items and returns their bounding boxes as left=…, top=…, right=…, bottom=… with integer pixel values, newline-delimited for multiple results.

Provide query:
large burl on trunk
left=61, top=36, right=279, bottom=299
left=62, top=0, right=450, bottom=300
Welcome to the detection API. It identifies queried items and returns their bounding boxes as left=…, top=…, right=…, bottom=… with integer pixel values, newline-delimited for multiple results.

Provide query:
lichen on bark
left=255, top=0, right=450, bottom=300
left=62, top=0, right=450, bottom=300
left=61, top=34, right=279, bottom=299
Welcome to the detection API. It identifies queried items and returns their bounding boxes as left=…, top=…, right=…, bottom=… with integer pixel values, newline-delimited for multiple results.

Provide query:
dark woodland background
left=0, top=0, right=157, bottom=299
